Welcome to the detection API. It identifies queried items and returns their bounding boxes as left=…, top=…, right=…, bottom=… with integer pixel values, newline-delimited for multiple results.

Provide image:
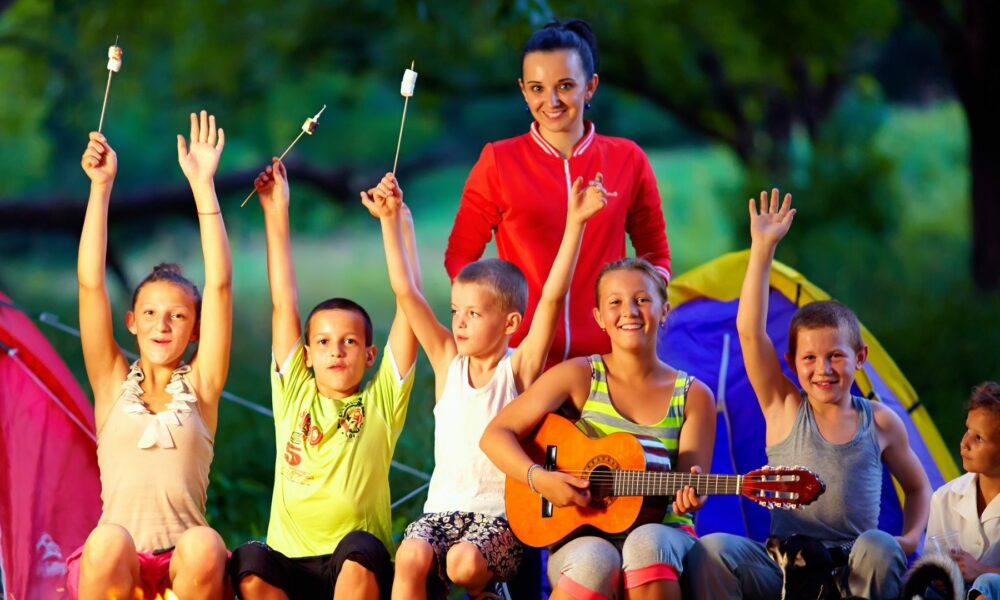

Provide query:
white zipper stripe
left=572, top=127, right=596, bottom=157
left=529, top=123, right=560, bottom=157
left=563, top=158, right=573, bottom=360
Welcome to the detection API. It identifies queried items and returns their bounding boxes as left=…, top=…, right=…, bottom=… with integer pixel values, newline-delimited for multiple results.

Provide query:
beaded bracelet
left=527, top=463, right=541, bottom=494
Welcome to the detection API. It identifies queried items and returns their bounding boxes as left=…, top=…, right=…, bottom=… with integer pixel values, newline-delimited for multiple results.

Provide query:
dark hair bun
left=523, top=18, right=599, bottom=77
left=151, top=262, right=184, bottom=277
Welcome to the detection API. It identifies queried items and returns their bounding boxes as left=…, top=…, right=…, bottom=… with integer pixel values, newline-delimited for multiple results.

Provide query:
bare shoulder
left=684, top=377, right=716, bottom=410
left=870, top=399, right=907, bottom=446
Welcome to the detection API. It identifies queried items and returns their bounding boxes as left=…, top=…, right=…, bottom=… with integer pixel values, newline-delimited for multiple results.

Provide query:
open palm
left=749, top=188, right=795, bottom=246
left=177, top=110, right=225, bottom=182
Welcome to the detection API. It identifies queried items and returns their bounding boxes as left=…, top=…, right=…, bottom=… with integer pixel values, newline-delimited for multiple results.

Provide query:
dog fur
left=899, top=552, right=963, bottom=600
left=767, top=534, right=853, bottom=600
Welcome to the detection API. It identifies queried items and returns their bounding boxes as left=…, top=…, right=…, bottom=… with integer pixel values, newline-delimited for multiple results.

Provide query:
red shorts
left=65, top=544, right=173, bottom=599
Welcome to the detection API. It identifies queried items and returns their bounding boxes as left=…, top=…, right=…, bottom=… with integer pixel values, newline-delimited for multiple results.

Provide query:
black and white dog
left=767, top=533, right=964, bottom=600
left=767, top=534, right=853, bottom=600
left=899, top=552, right=963, bottom=600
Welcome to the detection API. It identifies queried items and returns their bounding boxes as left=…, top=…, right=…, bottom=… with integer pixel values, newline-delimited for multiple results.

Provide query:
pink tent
left=0, top=293, right=101, bottom=599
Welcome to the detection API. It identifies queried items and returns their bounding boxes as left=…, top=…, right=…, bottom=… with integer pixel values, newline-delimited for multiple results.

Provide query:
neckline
left=528, top=120, right=596, bottom=159
left=118, top=361, right=199, bottom=449
left=592, top=354, right=680, bottom=428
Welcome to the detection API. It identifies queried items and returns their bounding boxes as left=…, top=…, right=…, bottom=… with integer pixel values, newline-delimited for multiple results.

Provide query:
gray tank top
left=766, top=395, right=882, bottom=544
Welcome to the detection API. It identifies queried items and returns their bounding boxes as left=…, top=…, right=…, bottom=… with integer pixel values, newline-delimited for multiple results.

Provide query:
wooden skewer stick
left=392, top=60, right=417, bottom=175
left=98, top=36, right=121, bottom=133
left=241, top=105, right=327, bottom=207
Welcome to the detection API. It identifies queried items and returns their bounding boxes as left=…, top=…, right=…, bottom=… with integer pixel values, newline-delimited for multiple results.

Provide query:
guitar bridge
left=542, top=444, right=557, bottom=518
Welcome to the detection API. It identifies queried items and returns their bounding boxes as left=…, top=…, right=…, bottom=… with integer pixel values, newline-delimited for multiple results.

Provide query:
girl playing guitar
left=481, top=258, right=716, bottom=600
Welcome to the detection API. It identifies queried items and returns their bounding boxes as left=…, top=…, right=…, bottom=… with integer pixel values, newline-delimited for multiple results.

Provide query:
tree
left=904, top=0, right=1000, bottom=290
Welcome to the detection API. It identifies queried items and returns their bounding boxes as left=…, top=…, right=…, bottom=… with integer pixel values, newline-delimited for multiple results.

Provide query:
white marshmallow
left=107, top=46, right=122, bottom=72
left=400, top=69, right=417, bottom=97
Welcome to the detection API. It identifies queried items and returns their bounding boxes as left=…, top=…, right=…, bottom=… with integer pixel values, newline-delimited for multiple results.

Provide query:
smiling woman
left=445, top=18, right=673, bottom=369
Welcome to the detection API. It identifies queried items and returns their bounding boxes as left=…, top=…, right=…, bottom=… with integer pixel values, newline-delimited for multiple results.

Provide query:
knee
left=565, top=540, right=622, bottom=581
left=82, top=524, right=135, bottom=571
left=685, top=533, right=731, bottom=570
left=229, top=542, right=271, bottom=588
left=852, top=529, right=904, bottom=564
left=622, top=524, right=692, bottom=572
left=445, top=544, right=489, bottom=586
left=395, top=539, right=435, bottom=577
left=174, top=526, right=227, bottom=578
left=339, top=558, right=377, bottom=586
left=238, top=574, right=271, bottom=595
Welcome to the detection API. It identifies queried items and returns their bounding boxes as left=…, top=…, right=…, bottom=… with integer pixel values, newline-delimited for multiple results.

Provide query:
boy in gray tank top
left=685, top=189, right=931, bottom=599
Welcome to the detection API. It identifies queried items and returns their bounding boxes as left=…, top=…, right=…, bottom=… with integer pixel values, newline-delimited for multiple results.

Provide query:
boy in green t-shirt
left=229, top=159, right=419, bottom=600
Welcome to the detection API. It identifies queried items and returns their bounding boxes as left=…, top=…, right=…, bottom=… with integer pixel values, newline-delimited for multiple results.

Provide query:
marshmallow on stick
left=392, top=61, right=417, bottom=174
left=98, top=37, right=122, bottom=133
left=241, top=105, right=327, bottom=207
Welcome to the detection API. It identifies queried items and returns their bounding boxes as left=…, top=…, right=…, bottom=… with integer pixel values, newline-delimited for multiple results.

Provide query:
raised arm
left=255, top=159, right=302, bottom=368
left=362, top=174, right=454, bottom=385
left=177, top=111, right=231, bottom=411
left=875, top=403, right=931, bottom=555
left=512, top=173, right=607, bottom=389
left=736, top=189, right=801, bottom=430
left=382, top=202, right=421, bottom=378
left=78, top=132, right=129, bottom=423
left=480, top=358, right=594, bottom=508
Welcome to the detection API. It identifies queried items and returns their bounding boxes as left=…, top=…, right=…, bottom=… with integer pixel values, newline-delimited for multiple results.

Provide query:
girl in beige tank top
left=74, top=113, right=232, bottom=599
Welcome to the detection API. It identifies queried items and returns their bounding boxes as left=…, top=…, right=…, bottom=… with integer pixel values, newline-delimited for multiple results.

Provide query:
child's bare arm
left=382, top=203, right=421, bottom=378
left=512, top=173, right=607, bottom=389
left=672, top=380, right=716, bottom=514
left=736, top=189, right=800, bottom=424
left=362, top=174, right=454, bottom=382
left=480, top=358, right=593, bottom=508
left=875, top=403, right=931, bottom=555
left=78, top=132, right=129, bottom=423
left=257, top=159, right=302, bottom=367
left=178, top=111, right=232, bottom=410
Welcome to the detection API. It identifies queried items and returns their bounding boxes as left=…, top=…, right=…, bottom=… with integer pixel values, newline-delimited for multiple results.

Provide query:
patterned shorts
left=403, top=511, right=523, bottom=590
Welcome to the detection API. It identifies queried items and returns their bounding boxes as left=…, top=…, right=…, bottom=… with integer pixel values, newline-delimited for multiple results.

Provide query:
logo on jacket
left=339, top=398, right=365, bottom=438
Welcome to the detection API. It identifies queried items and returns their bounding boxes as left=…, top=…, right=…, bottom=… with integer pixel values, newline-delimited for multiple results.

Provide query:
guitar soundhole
left=585, top=459, right=618, bottom=509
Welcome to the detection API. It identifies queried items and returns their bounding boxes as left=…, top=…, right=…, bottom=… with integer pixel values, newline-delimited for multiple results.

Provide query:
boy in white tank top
left=361, top=171, right=607, bottom=598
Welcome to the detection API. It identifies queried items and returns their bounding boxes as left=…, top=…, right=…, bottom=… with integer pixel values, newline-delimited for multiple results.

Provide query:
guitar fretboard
left=609, top=471, right=743, bottom=497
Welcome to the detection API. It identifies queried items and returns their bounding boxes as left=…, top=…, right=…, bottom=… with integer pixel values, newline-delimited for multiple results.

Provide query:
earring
left=524, top=104, right=530, bottom=113
left=585, top=101, right=592, bottom=110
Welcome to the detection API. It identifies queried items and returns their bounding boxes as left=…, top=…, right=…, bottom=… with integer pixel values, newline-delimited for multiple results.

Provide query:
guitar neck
left=608, top=471, right=743, bottom=497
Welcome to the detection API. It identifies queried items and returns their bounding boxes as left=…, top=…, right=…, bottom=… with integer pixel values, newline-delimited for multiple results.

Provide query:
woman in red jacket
left=445, top=18, right=672, bottom=368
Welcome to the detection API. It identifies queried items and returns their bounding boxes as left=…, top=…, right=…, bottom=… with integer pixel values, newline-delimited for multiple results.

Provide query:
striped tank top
left=575, top=354, right=694, bottom=527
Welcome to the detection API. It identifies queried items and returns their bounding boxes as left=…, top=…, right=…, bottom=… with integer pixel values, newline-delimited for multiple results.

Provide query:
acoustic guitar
left=505, top=413, right=825, bottom=548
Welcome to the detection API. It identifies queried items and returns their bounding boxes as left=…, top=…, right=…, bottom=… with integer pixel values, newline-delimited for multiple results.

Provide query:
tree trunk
left=968, top=113, right=1000, bottom=290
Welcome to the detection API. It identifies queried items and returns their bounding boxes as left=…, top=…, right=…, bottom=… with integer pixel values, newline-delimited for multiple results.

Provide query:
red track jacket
left=445, top=122, right=671, bottom=366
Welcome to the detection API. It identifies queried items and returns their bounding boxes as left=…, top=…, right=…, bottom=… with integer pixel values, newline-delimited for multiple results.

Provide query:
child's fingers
left=176, top=135, right=188, bottom=162
left=88, top=131, right=106, bottom=144
left=570, top=176, right=584, bottom=198
left=207, top=114, right=217, bottom=146
left=779, top=192, right=792, bottom=214
left=782, top=208, right=796, bottom=226
left=189, top=113, right=198, bottom=145
left=87, top=140, right=105, bottom=155
left=748, top=197, right=757, bottom=218
left=273, top=158, right=286, bottom=179
left=199, top=110, right=208, bottom=143
left=769, top=188, right=779, bottom=213
left=83, top=148, right=103, bottom=163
